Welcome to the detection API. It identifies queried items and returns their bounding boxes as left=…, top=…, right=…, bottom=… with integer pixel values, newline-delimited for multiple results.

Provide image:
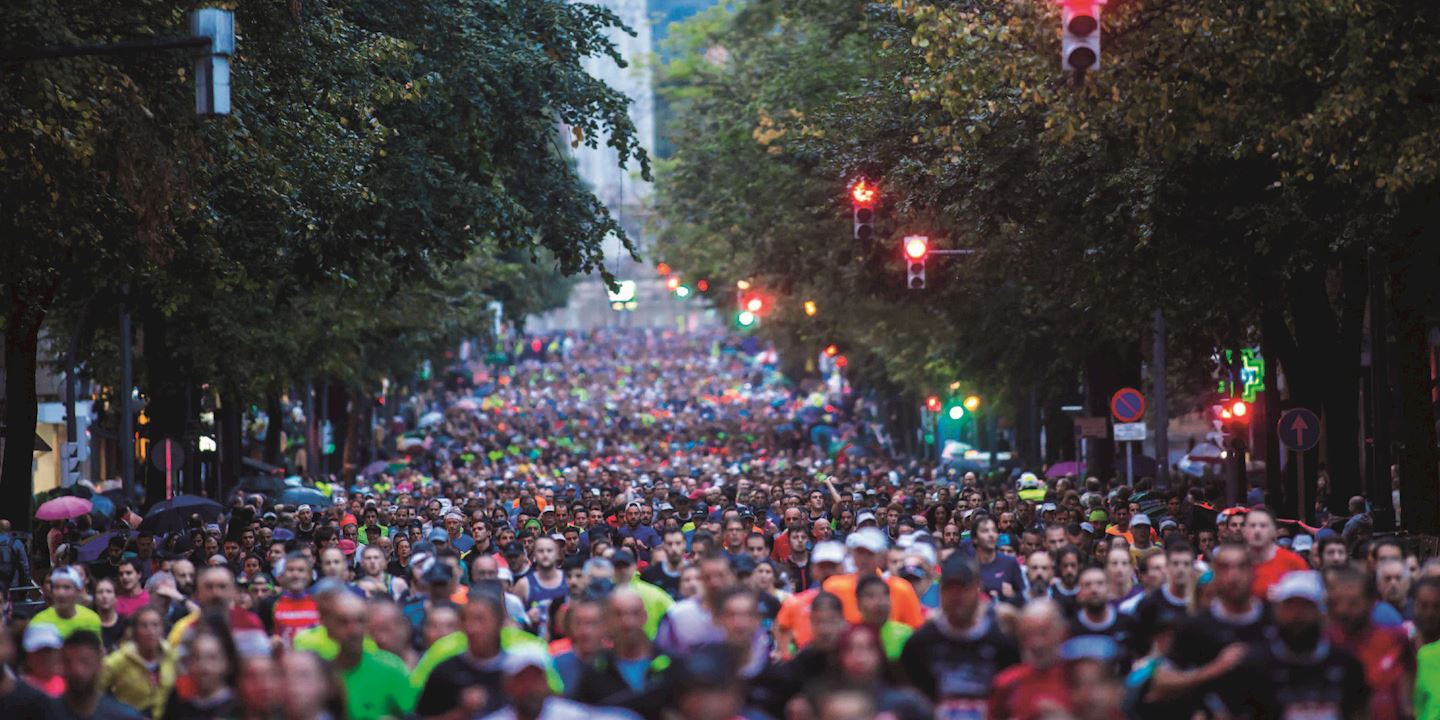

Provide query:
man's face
left=1026, top=552, right=1054, bottom=588
left=724, top=522, right=744, bottom=548
left=118, top=564, right=140, bottom=591
left=1377, top=561, right=1410, bottom=606
left=197, top=571, right=235, bottom=609
left=609, top=593, right=648, bottom=641
left=1273, top=597, right=1322, bottom=649
left=51, top=579, right=79, bottom=609
left=298, top=508, right=313, bottom=524
left=1167, top=497, right=1181, bottom=517
left=1243, top=513, right=1276, bottom=550
left=943, top=524, right=961, bottom=547
left=62, top=644, right=104, bottom=692
left=462, top=601, right=502, bottom=654
left=1017, top=613, right=1066, bottom=669
left=1111, top=505, right=1130, bottom=529
left=533, top=539, right=559, bottom=569
left=320, top=550, right=346, bottom=579
left=1058, top=552, right=1081, bottom=587
left=784, top=508, right=804, bottom=531
left=625, top=506, right=641, bottom=526
left=664, top=532, right=686, bottom=561
left=745, top=535, right=767, bottom=561
left=1327, top=581, right=1370, bottom=635
left=1197, top=531, right=1216, bottom=555
left=1167, top=551, right=1194, bottom=590
left=361, top=548, right=385, bottom=577
left=331, top=597, right=367, bottom=656
left=700, top=558, right=736, bottom=600
left=1374, top=544, right=1403, bottom=566
left=137, top=536, right=155, bottom=556
left=857, top=583, right=891, bottom=626
left=172, top=562, right=195, bottom=594
left=1077, top=568, right=1109, bottom=609
left=718, top=594, right=760, bottom=649
left=1044, top=526, right=1066, bottom=553
left=1212, top=547, right=1253, bottom=604
left=975, top=520, right=998, bottom=551
left=1139, top=554, right=1167, bottom=590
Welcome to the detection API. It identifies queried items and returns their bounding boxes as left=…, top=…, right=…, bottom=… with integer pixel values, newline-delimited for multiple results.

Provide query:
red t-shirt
left=989, top=662, right=1070, bottom=720
left=1328, top=623, right=1415, bottom=720
left=1251, top=546, right=1310, bottom=599
left=272, top=593, right=320, bottom=644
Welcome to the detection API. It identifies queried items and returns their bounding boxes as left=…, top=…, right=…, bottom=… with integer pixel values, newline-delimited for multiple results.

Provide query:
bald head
left=1017, top=598, right=1066, bottom=668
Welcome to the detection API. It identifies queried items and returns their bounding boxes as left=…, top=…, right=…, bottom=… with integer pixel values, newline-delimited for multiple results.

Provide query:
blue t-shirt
left=615, top=657, right=650, bottom=691
left=979, top=554, right=1025, bottom=605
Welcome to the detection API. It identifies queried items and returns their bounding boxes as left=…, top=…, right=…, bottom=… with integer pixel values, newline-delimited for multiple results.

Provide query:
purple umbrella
left=1044, top=461, right=1080, bottom=479
left=78, top=530, right=133, bottom=563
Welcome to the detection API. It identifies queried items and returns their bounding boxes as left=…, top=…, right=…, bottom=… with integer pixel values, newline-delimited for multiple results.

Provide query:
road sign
left=1278, top=408, right=1320, bottom=452
left=1110, top=387, right=1146, bottom=423
left=1075, top=416, right=1109, bottom=439
left=1114, top=422, right=1147, bottom=442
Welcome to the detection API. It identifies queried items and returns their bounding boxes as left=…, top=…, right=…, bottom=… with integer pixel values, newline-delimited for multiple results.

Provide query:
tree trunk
left=1, top=278, right=58, bottom=533
left=218, top=387, right=243, bottom=501
left=263, top=390, right=283, bottom=467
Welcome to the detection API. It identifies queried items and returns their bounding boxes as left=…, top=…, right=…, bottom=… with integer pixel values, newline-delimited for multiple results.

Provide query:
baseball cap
left=846, top=527, right=889, bottom=553
left=1131, top=513, right=1152, bottom=527
left=1292, top=534, right=1315, bottom=553
left=856, top=511, right=878, bottom=527
left=338, top=539, right=357, bottom=556
left=23, top=624, right=63, bottom=653
left=1080, top=522, right=1095, bottom=535
left=50, top=566, right=84, bottom=590
left=1159, top=519, right=1178, bottom=532
left=501, top=644, right=552, bottom=676
left=1040, top=502, right=1058, bottom=513
left=732, top=554, right=757, bottom=575
left=1088, top=510, right=1108, bottom=523
left=502, top=541, right=526, bottom=557
left=422, top=561, right=454, bottom=585
left=297, top=504, right=313, bottom=513
left=940, top=554, right=979, bottom=585
left=427, top=528, right=449, bottom=543
left=1269, top=570, right=1324, bottom=607
left=812, top=541, right=847, bottom=565
left=611, top=549, right=636, bottom=567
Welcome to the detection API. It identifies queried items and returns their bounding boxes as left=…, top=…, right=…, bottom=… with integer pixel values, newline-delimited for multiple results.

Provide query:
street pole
left=1367, top=246, right=1394, bottom=531
left=118, top=303, right=135, bottom=496
left=1125, top=440, right=1134, bottom=487
left=1296, top=450, right=1307, bottom=525
left=1151, top=309, right=1169, bottom=487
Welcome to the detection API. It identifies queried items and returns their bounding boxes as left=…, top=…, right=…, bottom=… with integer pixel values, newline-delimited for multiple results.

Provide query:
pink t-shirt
left=114, top=590, right=151, bottom=618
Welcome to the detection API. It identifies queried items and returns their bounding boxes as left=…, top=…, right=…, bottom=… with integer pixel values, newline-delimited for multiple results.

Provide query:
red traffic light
left=696, top=279, right=709, bottom=293
left=745, top=296, right=764, bottom=313
left=834, top=355, right=849, bottom=368
left=1229, top=400, right=1249, bottom=419
left=904, top=236, right=929, bottom=260
left=666, top=276, right=681, bottom=291
left=656, top=262, right=672, bottom=276
left=925, top=396, right=942, bottom=412
left=851, top=179, right=877, bottom=206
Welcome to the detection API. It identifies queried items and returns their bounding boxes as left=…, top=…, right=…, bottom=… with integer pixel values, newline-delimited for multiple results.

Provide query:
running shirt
left=272, top=593, right=321, bottom=644
left=1232, top=638, right=1369, bottom=719
left=1165, top=599, right=1272, bottom=715
left=1069, top=606, right=1139, bottom=671
left=1327, top=622, right=1414, bottom=720
left=899, top=609, right=1020, bottom=719
left=520, top=569, right=568, bottom=607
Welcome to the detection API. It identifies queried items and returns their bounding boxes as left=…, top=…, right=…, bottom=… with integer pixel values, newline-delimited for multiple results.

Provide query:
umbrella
left=418, top=411, right=444, bottom=429
left=140, top=495, right=224, bottom=534
left=88, top=494, right=115, bottom=518
left=1044, top=461, right=1081, bottom=479
left=78, top=530, right=133, bottom=563
left=454, top=398, right=479, bottom=412
left=36, top=496, right=93, bottom=521
left=238, top=476, right=287, bottom=496
left=360, top=460, right=389, bottom=478
left=278, top=487, right=332, bottom=508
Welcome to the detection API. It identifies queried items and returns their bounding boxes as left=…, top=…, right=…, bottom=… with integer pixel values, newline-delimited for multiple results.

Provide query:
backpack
left=0, top=538, right=16, bottom=586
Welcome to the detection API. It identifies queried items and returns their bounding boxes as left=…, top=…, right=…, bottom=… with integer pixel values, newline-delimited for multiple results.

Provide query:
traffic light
left=696, top=279, right=710, bottom=293
left=903, top=235, right=928, bottom=290
left=736, top=311, right=758, bottom=328
left=666, top=276, right=681, bottom=292
left=852, top=179, right=877, bottom=240
left=744, top=295, right=765, bottom=314
left=925, top=396, right=942, bottom=413
left=656, top=262, right=671, bottom=276
left=824, top=344, right=839, bottom=357
left=803, top=300, right=818, bottom=317
left=1061, top=0, right=1102, bottom=72
left=946, top=404, right=965, bottom=421
left=675, top=285, right=691, bottom=298
left=60, top=441, right=82, bottom=486
left=963, top=395, right=982, bottom=412
left=1216, top=399, right=1250, bottom=452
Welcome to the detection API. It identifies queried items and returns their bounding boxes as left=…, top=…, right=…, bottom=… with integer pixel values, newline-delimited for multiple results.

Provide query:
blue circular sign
left=1278, top=408, right=1320, bottom=452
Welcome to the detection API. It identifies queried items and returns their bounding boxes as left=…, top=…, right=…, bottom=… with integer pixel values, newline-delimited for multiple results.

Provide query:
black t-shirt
left=1069, top=606, right=1139, bottom=671
left=1166, top=600, right=1272, bottom=714
left=1230, top=638, right=1370, bottom=719
left=1127, top=587, right=1187, bottom=657
left=416, top=652, right=506, bottom=718
left=59, top=695, right=145, bottom=720
left=101, top=616, right=129, bottom=653
left=899, top=610, right=1020, bottom=717
left=640, top=563, right=682, bottom=598
left=0, top=680, right=61, bottom=719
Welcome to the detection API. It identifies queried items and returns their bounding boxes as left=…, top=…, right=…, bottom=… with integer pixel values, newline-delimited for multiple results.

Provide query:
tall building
left=532, top=0, right=715, bottom=332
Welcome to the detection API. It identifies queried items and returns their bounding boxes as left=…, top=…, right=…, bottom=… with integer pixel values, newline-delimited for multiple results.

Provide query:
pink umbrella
left=36, top=496, right=93, bottom=521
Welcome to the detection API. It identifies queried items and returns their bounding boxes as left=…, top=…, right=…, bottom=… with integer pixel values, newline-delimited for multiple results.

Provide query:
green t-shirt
left=341, top=647, right=415, bottom=720
left=629, top=576, right=675, bottom=639
left=410, top=628, right=559, bottom=692
left=32, top=605, right=101, bottom=638
left=292, top=624, right=380, bottom=659
left=1417, top=640, right=1440, bottom=720
left=880, top=620, right=913, bottom=662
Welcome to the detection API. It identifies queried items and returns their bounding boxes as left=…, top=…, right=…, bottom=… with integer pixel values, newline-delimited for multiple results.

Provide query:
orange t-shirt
left=823, top=572, right=925, bottom=628
left=1251, top=546, right=1310, bottom=598
left=774, top=588, right=819, bottom=655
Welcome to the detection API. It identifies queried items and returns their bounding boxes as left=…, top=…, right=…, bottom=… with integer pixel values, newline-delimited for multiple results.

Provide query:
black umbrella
left=237, top=475, right=287, bottom=497
left=140, top=494, right=223, bottom=534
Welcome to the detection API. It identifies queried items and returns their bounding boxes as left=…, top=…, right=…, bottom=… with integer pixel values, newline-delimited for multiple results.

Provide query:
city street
left=2, top=0, right=1440, bottom=718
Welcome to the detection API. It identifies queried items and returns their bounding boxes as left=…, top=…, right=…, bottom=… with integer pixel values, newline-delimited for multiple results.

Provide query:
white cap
left=856, top=511, right=878, bottom=526
left=1131, top=513, right=1153, bottom=527
left=812, top=541, right=848, bottom=565
left=50, top=566, right=84, bottom=590
left=1292, top=534, right=1315, bottom=553
left=23, top=623, right=62, bottom=652
left=501, top=644, right=552, bottom=675
left=1269, top=570, right=1324, bottom=607
left=846, top=527, right=889, bottom=554
left=297, top=504, right=313, bottom=513
left=497, top=566, right=514, bottom=583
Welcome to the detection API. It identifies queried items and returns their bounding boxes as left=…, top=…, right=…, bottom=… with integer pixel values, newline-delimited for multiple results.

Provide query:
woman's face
left=679, top=567, right=702, bottom=598
left=751, top=564, right=775, bottom=592
left=94, top=580, right=116, bottom=610
left=243, top=557, right=261, bottom=577
left=839, top=629, right=883, bottom=681
left=133, top=611, right=163, bottom=651
left=188, top=634, right=230, bottom=694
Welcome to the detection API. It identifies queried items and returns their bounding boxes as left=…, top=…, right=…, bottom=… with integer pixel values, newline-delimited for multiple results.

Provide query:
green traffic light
left=737, top=310, right=757, bottom=327
left=947, top=405, right=964, bottom=420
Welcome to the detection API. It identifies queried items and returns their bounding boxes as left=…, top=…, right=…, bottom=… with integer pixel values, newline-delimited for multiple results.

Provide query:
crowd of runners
left=2, top=327, right=1437, bottom=720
